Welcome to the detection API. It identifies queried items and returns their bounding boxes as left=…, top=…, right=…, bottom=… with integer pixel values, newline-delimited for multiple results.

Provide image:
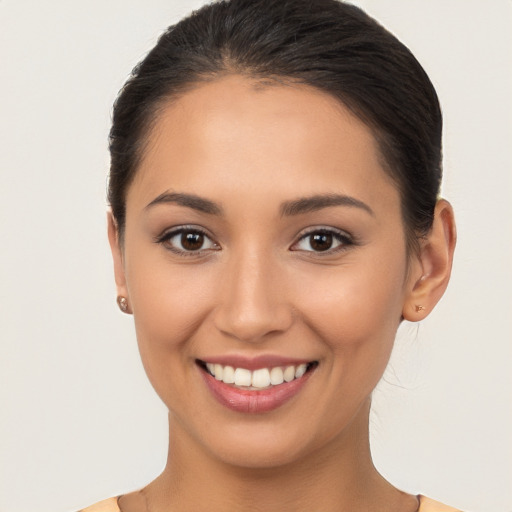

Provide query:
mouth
left=197, top=360, right=318, bottom=389
left=196, top=359, right=318, bottom=413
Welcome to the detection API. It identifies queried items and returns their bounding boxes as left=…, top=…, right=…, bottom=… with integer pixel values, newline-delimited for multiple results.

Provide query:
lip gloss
left=200, top=366, right=314, bottom=413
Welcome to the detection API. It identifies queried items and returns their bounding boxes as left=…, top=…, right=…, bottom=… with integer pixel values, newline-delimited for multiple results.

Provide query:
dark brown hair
left=109, top=0, right=442, bottom=249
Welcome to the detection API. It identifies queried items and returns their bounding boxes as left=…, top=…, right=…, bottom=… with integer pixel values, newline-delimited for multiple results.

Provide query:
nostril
left=213, top=307, right=294, bottom=343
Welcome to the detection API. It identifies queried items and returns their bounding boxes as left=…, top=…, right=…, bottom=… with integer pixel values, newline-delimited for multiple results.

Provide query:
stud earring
left=117, top=296, right=129, bottom=313
left=415, top=305, right=425, bottom=312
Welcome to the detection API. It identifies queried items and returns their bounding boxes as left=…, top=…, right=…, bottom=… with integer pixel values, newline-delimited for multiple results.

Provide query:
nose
left=213, top=248, right=294, bottom=343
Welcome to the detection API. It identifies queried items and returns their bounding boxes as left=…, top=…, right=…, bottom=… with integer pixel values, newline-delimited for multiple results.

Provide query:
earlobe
left=107, top=211, right=132, bottom=314
left=403, top=199, right=456, bottom=321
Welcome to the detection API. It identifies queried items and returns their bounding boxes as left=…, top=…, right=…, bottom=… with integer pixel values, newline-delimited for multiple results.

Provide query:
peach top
left=78, top=495, right=463, bottom=511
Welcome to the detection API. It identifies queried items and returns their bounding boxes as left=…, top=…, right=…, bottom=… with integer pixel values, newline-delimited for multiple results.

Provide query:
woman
left=83, top=0, right=457, bottom=510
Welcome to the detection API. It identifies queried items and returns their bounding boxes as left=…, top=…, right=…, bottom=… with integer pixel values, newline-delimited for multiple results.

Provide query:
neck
left=139, top=399, right=416, bottom=512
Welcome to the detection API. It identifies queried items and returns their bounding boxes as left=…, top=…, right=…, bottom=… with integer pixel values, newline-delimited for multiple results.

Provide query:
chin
left=186, top=410, right=351, bottom=471
left=206, top=434, right=313, bottom=469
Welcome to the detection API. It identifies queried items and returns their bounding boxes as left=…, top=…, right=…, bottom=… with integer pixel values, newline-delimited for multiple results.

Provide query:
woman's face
left=114, top=75, right=421, bottom=468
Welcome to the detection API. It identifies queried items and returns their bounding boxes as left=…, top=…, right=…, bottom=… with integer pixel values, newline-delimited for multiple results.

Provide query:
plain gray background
left=1, top=1, right=511, bottom=511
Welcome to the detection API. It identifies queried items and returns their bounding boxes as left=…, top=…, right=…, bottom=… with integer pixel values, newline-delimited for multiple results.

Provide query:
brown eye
left=309, top=233, right=333, bottom=251
left=292, top=228, right=352, bottom=254
left=181, top=232, right=204, bottom=251
left=157, top=227, right=219, bottom=254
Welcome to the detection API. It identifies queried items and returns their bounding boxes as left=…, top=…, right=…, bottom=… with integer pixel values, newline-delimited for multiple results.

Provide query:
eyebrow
left=145, top=192, right=223, bottom=216
left=280, top=194, right=374, bottom=217
left=145, top=191, right=374, bottom=218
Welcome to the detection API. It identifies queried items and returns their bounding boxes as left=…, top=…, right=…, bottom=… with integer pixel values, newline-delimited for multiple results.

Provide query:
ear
left=107, top=211, right=132, bottom=314
left=402, top=199, right=456, bottom=321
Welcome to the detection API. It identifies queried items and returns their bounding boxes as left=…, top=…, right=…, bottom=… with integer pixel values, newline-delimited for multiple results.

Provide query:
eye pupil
left=310, top=233, right=333, bottom=251
left=181, top=232, right=204, bottom=250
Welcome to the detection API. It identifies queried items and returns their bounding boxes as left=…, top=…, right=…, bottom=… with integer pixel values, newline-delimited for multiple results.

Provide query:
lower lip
left=200, top=366, right=314, bottom=414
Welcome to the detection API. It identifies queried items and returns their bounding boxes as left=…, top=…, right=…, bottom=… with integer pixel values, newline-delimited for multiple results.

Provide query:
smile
left=203, top=362, right=314, bottom=389
left=197, top=359, right=318, bottom=413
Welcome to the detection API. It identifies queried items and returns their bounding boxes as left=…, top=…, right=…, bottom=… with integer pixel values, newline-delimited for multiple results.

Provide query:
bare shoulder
left=419, top=495, right=463, bottom=512
left=77, top=497, right=120, bottom=512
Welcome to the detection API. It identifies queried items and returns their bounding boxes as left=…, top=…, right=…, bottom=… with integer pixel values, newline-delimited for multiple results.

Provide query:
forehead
left=129, top=75, right=398, bottom=215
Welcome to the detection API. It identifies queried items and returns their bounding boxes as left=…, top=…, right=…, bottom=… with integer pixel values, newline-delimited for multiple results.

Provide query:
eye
left=156, top=226, right=220, bottom=255
left=291, top=228, right=352, bottom=253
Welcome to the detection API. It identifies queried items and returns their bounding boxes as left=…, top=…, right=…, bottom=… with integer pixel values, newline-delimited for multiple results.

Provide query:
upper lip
left=197, top=354, right=315, bottom=371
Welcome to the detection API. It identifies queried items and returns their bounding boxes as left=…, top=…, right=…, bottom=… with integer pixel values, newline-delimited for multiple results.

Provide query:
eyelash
left=154, top=226, right=220, bottom=257
left=155, top=226, right=355, bottom=256
left=290, top=227, right=354, bottom=255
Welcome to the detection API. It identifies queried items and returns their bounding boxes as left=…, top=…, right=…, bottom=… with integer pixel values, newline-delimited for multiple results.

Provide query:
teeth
left=251, top=368, right=270, bottom=388
left=283, top=366, right=295, bottom=382
left=222, top=365, right=235, bottom=384
left=214, top=364, right=223, bottom=381
left=234, top=368, right=252, bottom=386
left=205, top=362, right=312, bottom=388
left=295, top=364, right=307, bottom=378
left=269, top=367, right=284, bottom=385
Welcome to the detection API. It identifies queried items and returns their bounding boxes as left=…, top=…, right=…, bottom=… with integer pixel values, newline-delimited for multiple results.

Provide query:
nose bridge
left=214, top=243, right=292, bottom=342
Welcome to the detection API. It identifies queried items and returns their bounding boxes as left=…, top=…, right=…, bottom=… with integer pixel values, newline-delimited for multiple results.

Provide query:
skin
left=109, top=75, right=456, bottom=512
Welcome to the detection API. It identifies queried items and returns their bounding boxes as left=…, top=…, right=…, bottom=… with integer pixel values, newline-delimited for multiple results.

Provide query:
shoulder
left=418, top=495, right=463, bottom=512
left=77, top=497, right=120, bottom=512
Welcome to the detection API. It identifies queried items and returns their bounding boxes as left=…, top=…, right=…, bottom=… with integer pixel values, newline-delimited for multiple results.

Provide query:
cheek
left=290, top=264, right=407, bottom=441
left=124, top=250, right=218, bottom=400
left=292, top=256, right=406, bottom=373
